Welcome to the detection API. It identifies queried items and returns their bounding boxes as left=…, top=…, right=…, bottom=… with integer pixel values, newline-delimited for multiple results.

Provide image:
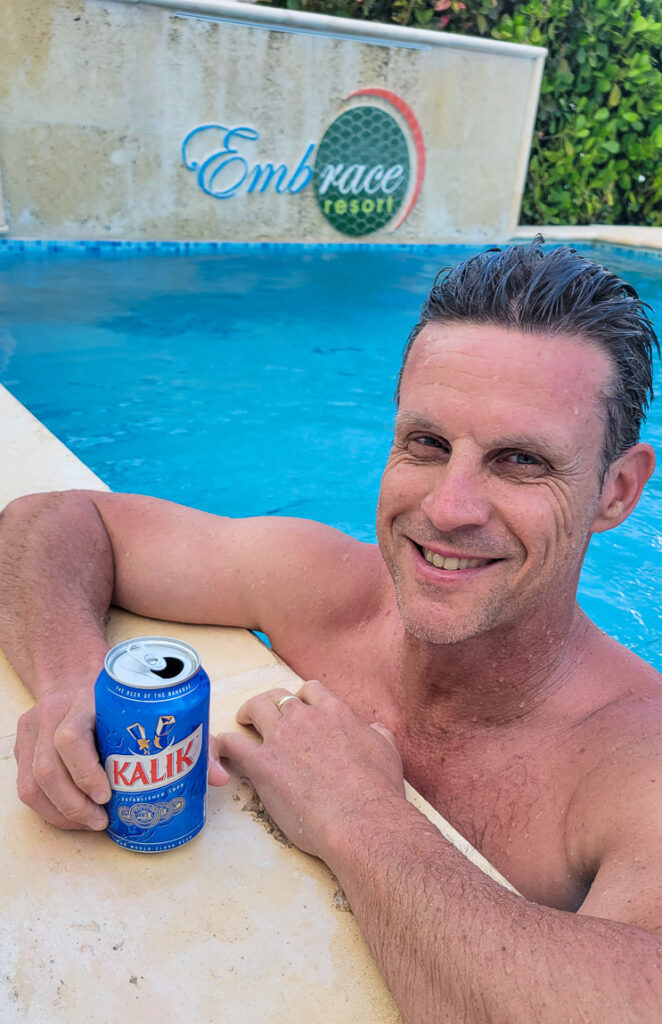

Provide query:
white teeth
left=423, top=549, right=483, bottom=570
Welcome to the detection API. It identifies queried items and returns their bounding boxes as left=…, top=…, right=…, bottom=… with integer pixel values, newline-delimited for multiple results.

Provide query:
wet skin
left=375, top=321, right=615, bottom=646
left=3, top=322, right=659, bottom=924
left=5, top=315, right=662, bottom=1024
left=265, top=322, right=660, bottom=912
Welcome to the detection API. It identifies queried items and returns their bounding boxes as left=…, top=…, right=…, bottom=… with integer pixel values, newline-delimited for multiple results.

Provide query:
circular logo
left=313, top=105, right=411, bottom=237
left=120, top=802, right=161, bottom=828
left=118, top=797, right=186, bottom=829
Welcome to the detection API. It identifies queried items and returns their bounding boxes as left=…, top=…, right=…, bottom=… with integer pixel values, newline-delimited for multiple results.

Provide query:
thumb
left=370, top=722, right=399, bottom=749
left=208, top=733, right=230, bottom=787
left=210, top=729, right=263, bottom=783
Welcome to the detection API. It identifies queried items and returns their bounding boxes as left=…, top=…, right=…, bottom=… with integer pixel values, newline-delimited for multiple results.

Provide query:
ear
left=591, top=443, right=656, bottom=534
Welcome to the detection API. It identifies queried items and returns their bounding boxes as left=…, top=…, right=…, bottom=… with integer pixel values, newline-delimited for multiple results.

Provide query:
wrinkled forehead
left=399, top=322, right=614, bottom=414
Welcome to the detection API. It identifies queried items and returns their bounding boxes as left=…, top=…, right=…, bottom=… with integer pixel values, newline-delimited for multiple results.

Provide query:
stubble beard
left=391, top=563, right=510, bottom=646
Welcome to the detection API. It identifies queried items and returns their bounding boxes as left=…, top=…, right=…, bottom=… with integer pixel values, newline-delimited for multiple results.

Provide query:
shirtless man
left=1, top=239, right=661, bottom=1022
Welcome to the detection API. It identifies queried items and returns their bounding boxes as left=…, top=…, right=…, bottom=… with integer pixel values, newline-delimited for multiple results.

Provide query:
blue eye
left=508, top=452, right=540, bottom=465
left=416, top=436, right=444, bottom=448
left=498, top=450, right=548, bottom=474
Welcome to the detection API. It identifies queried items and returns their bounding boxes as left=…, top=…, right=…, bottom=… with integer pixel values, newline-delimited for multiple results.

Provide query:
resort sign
left=181, top=89, right=425, bottom=237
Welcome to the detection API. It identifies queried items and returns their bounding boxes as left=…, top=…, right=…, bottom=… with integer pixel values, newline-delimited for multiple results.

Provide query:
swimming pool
left=1, top=240, right=661, bottom=668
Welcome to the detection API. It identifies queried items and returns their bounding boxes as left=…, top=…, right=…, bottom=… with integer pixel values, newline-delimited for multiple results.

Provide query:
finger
left=215, top=730, right=265, bottom=773
left=370, top=722, right=400, bottom=750
left=16, top=742, right=107, bottom=830
left=54, top=716, right=111, bottom=805
left=32, top=733, right=108, bottom=830
left=17, top=774, right=100, bottom=831
left=208, top=758, right=230, bottom=787
left=273, top=694, right=303, bottom=714
left=207, top=734, right=230, bottom=787
left=235, top=688, right=300, bottom=734
left=295, top=679, right=332, bottom=705
left=15, top=716, right=78, bottom=828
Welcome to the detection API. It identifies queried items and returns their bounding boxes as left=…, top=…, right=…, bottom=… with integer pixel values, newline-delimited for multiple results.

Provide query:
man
left=1, top=238, right=661, bottom=1021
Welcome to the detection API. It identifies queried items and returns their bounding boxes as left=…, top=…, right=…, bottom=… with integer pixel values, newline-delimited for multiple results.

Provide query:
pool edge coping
left=513, top=224, right=662, bottom=253
left=1, top=227, right=661, bottom=255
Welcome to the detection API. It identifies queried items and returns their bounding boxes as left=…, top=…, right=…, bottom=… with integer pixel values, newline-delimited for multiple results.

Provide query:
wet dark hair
left=397, top=235, right=659, bottom=474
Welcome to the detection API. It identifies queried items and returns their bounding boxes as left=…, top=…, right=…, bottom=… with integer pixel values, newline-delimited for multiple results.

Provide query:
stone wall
left=0, top=0, right=546, bottom=242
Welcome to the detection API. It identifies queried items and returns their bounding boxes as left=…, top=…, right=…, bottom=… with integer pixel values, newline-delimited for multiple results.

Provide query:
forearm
left=0, top=491, right=113, bottom=696
left=325, top=799, right=662, bottom=1024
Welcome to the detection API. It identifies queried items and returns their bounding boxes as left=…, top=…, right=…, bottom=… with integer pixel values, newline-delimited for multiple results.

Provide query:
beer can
left=95, top=636, right=210, bottom=853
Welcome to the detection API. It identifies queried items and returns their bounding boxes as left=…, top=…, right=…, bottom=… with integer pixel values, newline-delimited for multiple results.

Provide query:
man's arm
left=217, top=683, right=662, bottom=1024
left=0, top=489, right=371, bottom=829
left=0, top=491, right=113, bottom=696
left=1, top=491, right=115, bottom=829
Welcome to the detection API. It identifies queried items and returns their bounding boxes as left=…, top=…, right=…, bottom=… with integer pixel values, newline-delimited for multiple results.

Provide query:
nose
left=420, top=455, right=492, bottom=532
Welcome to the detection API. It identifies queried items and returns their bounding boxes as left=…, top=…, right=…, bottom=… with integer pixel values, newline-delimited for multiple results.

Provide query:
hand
left=15, top=682, right=231, bottom=829
left=212, top=680, right=405, bottom=861
left=15, top=684, right=111, bottom=830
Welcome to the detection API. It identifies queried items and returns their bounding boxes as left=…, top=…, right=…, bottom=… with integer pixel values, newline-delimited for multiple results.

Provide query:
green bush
left=493, top=0, right=662, bottom=225
left=259, top=0, right=662, bottom=226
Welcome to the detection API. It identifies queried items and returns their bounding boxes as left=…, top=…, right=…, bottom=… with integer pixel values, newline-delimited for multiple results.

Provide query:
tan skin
left=2, top=323, right=661, bottom=1021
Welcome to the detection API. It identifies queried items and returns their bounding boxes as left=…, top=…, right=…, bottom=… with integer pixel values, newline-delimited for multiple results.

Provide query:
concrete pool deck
left=1, top=383, right=519, bottom=1022
left=513, top=224, right=662, bottom=252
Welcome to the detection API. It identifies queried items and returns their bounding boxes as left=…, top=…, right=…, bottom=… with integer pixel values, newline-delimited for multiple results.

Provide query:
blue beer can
left=95, top=636, right=210, bottom=853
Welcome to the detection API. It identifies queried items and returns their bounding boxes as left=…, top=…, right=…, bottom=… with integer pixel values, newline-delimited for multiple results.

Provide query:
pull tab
left=126, top=644, right=167, bottom=673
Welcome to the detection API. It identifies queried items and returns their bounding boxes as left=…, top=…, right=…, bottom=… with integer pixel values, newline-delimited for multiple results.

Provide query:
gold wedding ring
left=275, top=694, right=301, bottom=713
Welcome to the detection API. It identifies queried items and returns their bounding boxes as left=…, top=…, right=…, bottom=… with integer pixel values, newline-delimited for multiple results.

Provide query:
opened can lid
left=104, top=636, right=201, bottom=688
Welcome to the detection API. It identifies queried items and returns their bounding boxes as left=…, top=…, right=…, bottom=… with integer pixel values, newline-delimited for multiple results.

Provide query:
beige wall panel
left=0, top=0, right=545, bottom=241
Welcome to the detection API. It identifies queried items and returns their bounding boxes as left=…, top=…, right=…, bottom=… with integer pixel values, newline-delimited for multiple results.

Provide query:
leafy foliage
left=258, top=0, right=662, bottom=225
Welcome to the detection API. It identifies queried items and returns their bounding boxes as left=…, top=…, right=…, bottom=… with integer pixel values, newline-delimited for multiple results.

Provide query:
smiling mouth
left=418, top=545, right=498, bottom=571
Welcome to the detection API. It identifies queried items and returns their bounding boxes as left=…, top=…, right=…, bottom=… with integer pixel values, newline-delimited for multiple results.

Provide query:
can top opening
left=104, top=636, right=201, bottom=688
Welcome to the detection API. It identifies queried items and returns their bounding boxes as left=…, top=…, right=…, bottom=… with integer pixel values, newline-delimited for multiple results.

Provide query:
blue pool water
left=1, top=240, right=661, bottom=667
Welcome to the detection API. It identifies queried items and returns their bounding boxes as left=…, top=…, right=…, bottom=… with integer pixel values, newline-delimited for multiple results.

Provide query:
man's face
left=376, top=321, right=613, bottom=644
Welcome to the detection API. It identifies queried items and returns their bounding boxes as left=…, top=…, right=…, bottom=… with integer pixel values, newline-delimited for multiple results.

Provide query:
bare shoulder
left=568, top=629, right=662, bottom=783
left=564, top=635, right=662, bottom=929
left=571, top=722, right=662, bottom=931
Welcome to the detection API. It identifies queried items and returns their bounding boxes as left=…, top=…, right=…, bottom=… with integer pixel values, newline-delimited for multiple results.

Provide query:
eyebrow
left=394, top=412, right=567, bottom=462
left=395, top=412, right=443, bottom=433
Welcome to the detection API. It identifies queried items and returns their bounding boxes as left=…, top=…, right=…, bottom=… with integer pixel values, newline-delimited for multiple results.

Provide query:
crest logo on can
left=126, top=714, right=176, bottom=753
